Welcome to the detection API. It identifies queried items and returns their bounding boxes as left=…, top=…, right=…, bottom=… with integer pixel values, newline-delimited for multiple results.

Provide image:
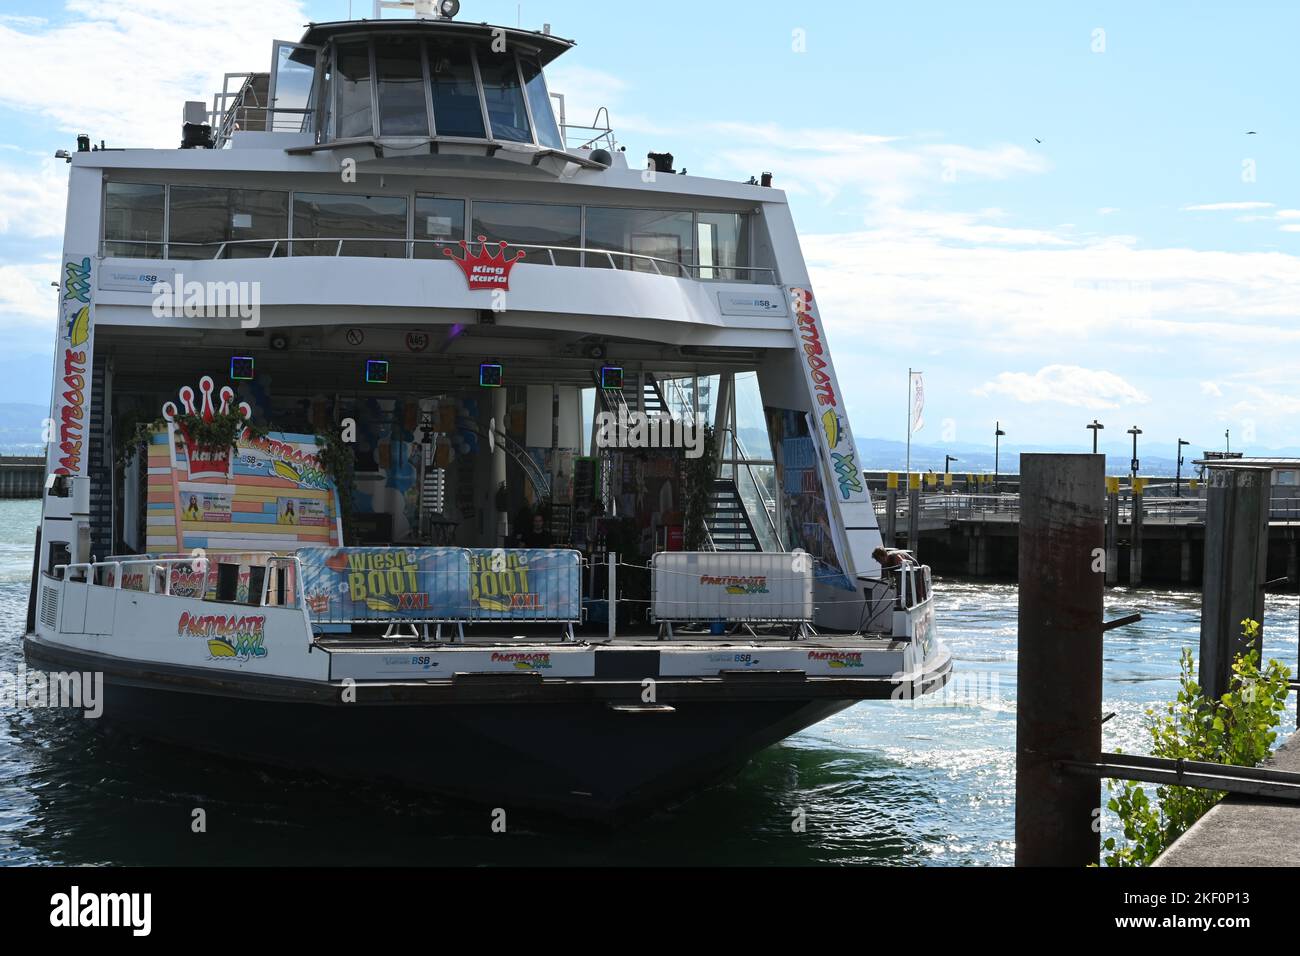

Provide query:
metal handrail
left=100, top=237, right=778, bottom=283
left=57, top=553, right=308, bottom=609
left=716, top=425, right=784, bottom=550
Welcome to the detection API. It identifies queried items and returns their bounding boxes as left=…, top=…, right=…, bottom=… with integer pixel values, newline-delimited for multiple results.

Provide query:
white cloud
left=1097, top=207, right=1119, bottom=216
left=0, top=0, right=310, bottom=147
left=1201, top=382, right=1224, bottom=397
left=0, top=261, right=59, bottom=327
left=0, top=156, right=69, bottom=238
left=1183, top=201, right=1275, bottom=212
left=973, top=366, right=1149, bottom=410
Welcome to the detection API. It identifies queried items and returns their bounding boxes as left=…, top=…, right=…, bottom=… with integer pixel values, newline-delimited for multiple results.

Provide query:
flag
left=910, top=372, right=925, bottom=434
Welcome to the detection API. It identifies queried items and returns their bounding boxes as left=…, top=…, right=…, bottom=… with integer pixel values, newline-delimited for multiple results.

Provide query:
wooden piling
left=1199, top=465, right=1271, bottom=701
left=1105, top=477, right=1119, bottom=586
left=1015, top=454, right=1105, bottom=867
left=1129, top=478, right=1145, bottom=586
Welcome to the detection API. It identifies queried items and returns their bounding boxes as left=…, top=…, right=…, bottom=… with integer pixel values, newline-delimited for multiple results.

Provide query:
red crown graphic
left=161, top=376, right=252, bottom=480
left=443, top=236, right=527, bottom=291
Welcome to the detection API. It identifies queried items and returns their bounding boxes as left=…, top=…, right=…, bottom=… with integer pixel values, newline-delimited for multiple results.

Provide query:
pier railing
left=875, top=491, right=1300, bottom=525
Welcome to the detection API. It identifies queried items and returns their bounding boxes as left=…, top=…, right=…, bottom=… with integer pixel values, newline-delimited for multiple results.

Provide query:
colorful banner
left=299, top=547, right=471, bottom=623
left=765, top=407, right=853, bottom=591
left=467, top=549, right=581, bottom=621
left=297, top=548, right=582, bottom=623
left=789, top=287, right=868, bottom=505
left=49, top=255, right=95, bottom=478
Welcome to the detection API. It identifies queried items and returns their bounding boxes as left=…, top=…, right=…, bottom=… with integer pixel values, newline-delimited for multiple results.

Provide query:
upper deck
left=60, top=7, right=806, bottom=349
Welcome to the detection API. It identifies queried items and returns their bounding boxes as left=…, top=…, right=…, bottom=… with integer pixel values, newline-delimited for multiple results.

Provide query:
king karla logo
left=444, top=236, right=527, bottom=291
left=162, top=376, right=252, bottom=480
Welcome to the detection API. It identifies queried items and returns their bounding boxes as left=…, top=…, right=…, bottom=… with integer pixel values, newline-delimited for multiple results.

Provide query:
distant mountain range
left=0, top=403, right=49, bottom=456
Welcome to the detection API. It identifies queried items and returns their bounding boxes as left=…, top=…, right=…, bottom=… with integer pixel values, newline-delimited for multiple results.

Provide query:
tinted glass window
left=272, top=44, right=317, bottom=133
left=696, top=212, right=751, bottom=280
left=476, top=48, right=531, bottom=143
left=584, top=208, right=694, bottom=274
left=104, top=183, right=165, bottom=259
left=471, top=201, right=579, bottom=265
left=414, top=196, right=466, bottom=259
left=169, top=187, right=289, bottom=259
left=292, top=192, right=408, bottom=258
left=428, top=39, right=485, bottom=138
left=376, top=37, right=428, bottom=136
left=336, top=41, right=374, bottom=139
left=520, top=56, right=563, bottom=150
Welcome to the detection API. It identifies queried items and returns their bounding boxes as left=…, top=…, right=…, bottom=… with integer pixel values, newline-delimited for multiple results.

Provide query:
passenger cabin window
left=414, top=196, right=467, bottom=258
left=471, top=201, right=580, bottom=266
left=335, top=41, right=374, bottom=139
left=475, top=46, right=532, bottom=144
left=292, top=192, right=409, bottom=258
left=376, top=37, right=429, bottom=137
left=585, top=208, right=694, bottom=275
left=427, top=39, right=485, bottom=138
left=104, top=183, right=166, bottom=258
left=697, top=212, right=751, bottom=281
left=169, top=187, right=289, bottom=259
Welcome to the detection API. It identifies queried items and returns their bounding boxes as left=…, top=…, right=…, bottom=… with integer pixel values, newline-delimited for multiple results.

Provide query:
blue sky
left=0, top=0, right=1297, bottom=454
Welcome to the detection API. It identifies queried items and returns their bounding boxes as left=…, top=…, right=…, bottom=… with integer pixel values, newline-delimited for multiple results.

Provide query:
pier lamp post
left=994, top=422, right=1006, bottom=493
left=1176, top=438, right=1191, bottom=497
left=1128, top=426, right=1143, bottom=483
left=945, top=455, right=959, bottom=475
left=1087, top=419, right=1104, bottom=454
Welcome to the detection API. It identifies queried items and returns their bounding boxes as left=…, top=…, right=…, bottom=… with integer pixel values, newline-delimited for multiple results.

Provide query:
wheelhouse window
left=427, top=38, right=486, bottom=138
left=271, top=43, right=318, bottom=134
left=414, top=196, right=466, bottom=259
left=292, top=193, right=409, bottom=258
left=471, top=201, right=580, bottom=266
left=169, top=187, right=289, bottom=259
left=520, top=55, right=563, bottom=150
left=475, top=46, right=532, bottom=144
left=376, top=37, right=429, bottom=137
left=584, top=208, right=695, bottom=274
left=335, top=41, right=374, bottom=139
left=104, top=183, right=165, bottom=258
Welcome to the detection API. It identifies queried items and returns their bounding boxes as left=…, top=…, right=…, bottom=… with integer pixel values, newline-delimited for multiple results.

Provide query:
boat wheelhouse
left=26, top=1, right=950, bottom=821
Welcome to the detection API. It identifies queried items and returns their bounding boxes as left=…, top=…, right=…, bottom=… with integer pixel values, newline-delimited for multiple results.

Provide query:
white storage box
left=651, top=551, right=815, bottom=624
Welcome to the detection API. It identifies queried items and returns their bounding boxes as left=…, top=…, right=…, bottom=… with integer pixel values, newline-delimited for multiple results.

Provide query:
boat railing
left=105, top=237, right=777, bottom=283
left=53, top=553, right=308, bottom=610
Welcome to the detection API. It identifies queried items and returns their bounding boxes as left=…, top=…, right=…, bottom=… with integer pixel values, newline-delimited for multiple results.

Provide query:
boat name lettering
left=177, top=612, right=267, bottom=661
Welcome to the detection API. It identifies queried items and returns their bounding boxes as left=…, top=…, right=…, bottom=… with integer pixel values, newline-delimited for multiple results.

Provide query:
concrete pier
left=0, top=457, right=44, bottom=498
left=1156, top=728, right=1300, bottom=867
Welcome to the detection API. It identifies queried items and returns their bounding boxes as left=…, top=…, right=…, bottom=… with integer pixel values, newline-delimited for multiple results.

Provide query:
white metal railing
left=55, top=553, right=308, bottom=609
left=101, top=237, right=777, bottom=283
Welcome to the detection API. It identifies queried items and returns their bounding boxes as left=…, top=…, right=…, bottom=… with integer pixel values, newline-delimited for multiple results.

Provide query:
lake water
left=0, top=498, right=1295, bottom=865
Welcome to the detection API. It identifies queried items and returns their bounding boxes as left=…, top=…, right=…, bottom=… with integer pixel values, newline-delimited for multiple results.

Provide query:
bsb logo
left=444, top=236, right=527, bottom=291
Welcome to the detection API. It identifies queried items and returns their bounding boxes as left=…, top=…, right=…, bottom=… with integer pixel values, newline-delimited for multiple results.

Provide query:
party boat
left=25, top=0, right=950, bottom=822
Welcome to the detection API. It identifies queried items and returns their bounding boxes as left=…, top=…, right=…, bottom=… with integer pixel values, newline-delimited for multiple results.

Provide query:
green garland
left=313, top=424, right=358, bottom=541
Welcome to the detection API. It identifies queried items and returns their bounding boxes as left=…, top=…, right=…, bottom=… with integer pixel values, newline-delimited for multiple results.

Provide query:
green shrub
left=1104, top=619, right=1291, bottom=867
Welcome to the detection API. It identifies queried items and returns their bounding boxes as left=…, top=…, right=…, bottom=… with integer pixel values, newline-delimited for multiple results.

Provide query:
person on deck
left=517, top=513, right=553, bottom=549
left=872, top=546, right=917, bottom=570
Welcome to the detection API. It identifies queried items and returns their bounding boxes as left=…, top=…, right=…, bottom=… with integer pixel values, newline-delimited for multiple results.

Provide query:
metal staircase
left=706, top=478, right=763, bottom=552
